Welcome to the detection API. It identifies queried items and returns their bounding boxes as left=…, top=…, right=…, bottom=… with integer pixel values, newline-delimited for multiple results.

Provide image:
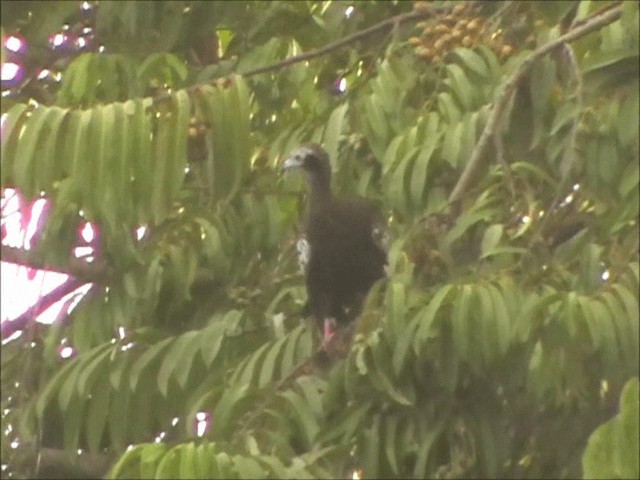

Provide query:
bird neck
left=307, top=173, right=332, bottom=209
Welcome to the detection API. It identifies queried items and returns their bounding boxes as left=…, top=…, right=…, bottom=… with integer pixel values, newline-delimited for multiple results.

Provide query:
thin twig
left=448, top=5, right=623, bottom=203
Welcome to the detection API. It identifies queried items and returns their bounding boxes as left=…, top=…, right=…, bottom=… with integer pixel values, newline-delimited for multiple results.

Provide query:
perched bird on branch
left=283, top=143, right=387, bottom=342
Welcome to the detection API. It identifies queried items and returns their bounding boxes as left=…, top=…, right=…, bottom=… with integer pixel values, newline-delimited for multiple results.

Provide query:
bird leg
left=322, top=317, right=337, bottom=348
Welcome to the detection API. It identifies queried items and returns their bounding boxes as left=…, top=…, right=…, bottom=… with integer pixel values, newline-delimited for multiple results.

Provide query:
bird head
left=282, top=143, right=332, bottom=189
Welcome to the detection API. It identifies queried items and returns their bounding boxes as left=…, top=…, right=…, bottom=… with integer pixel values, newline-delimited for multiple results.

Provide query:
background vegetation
left=1, top=1, right=638, bottom=478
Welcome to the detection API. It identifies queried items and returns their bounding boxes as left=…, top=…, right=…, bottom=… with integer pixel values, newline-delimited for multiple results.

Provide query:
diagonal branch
left=448, top=4, right=623, bottom=203
left=1, top=277, right=88, bottom=339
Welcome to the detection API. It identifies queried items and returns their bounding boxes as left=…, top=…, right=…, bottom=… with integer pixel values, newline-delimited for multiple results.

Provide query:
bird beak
left=282, top=154, right=304, bottom=171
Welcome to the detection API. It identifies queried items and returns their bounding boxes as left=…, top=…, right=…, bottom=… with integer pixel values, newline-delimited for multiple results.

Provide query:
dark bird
left=283, top=144, right=387, bottom=341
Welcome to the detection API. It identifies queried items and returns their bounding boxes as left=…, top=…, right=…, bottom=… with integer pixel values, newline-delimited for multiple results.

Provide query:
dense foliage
left=1, top=1, right=638, bottom=479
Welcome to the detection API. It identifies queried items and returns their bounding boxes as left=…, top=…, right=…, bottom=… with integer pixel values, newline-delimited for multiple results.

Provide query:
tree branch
left=1, top=277, right=88, bottom=339
left=239, top=7, right=447, bottom=78
left=448, top=4, right=623, bottom=203
left=1, top=244, right=108, bottom=282
left=9, top=443, right=113, bottom=479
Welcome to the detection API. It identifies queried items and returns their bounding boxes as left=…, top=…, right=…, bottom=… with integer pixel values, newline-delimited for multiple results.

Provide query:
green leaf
left=446, top=64, right=474, bottom=110
left=453, top=47, right=490, bottom=79
left=69, top=53, right=93, bottom=103
left=413, top=284, right=454, bottom=352
left=157, top=330, right=201, bottom=396
left=611, top=284, right=640, bottom=367
left=77, top=345, right=113, bottom=395
left=601, top=291, right=637, bottom=367
left=392, top=313, right=416, bottom=375
left=234, top=455, right=267, bottom=479
left=108, top=384, right=130, bottom=451
left=480, top=224, right=503, bottom=259
left=445, top=204, right=497, bottom=246
left=317, top=401, right=371, bottom=445
left=129, top=337, right=174, bottom=391
left=150, top=108, right=171, bottom=223
left=0, top=103, right=29, bottom=184
left=213, top=383, right=250, bottom=438
left=511, top=161, right=558, bottom=186
left=214, top=451, right=235, bottom=478
left=200, top=321, right=226, bottom=367
left=410, top=117, right=439, bottom=208
left=582, top=377, right=639, bottom=479
left=170, top=89, right=191, bottom=195
left=612, top=284, right=639, bottom=343
left=13, top=106, right=51, bottom=196
left=452, top=285, right=472, bottom=362
left=108, top=444, right=144, bottom=478
left=92, top=107, right=114, bottom=214
left=413, top=417, right=446, bottom=478
left=529, top=56, right=556, bottom=114
left=195, top=444, right=214, bottom=478
left=178, top=443, right=196, bottom=479
left=438, top=92, right=462, bottom=123
left=384, top=414, right=400, bottom=474
left=36, top=359, right=80, bottom=418
left=58, top=361, right=85, bottom=412
left=365, top=95, right=389, bottom=142
left=258, top=334, right=288, bottom=387
left=618, top=161, right=639, bottom=198
left=323, top=103, right=348, bottom=164
left=476, top=285, right=496, bottom=364
left=388, top=281, right=406, bottom=340
left=130, top=99, right=153, bottom=222
left=296, top=376, right=325, bottom=417
left=37, top=106, right=68, bottom=193
left=109, top=102, right=129, bottom=221
left=487, top=284, right=512, bottom=357
left=86, top=372, right=111, bottom=452
left=140, top=444, right=169, bottom=477
left=598, top=137, right=620, bottom=186
left=363, top=414, right=381, bottom=478
left=70, top=109, right=93, bottom=204
left=382, top=135, right=404, bottom=175
left=63, top=393, right=85, bottom=450
left=371, top=348, right=414, bottom=406
left=232, top=341, right=270, bottom=386
left=441, top=120, right=463, bottom=168
left=387, top=145, right=418, bottom=214
left=616, top=84, right=639, bottom=148
left=374, top=59, right=402, bottom=114
left=591, top=298, right=620, bottom=368
left=533, top=1, right=578, bottom=24
left=281, top=388, right=319, bottom=448
left=550, top=100, right=579, bottom=136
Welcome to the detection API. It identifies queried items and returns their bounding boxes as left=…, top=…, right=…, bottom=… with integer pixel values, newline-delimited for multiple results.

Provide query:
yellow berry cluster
left=409, top=1, right=515, bottom=64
